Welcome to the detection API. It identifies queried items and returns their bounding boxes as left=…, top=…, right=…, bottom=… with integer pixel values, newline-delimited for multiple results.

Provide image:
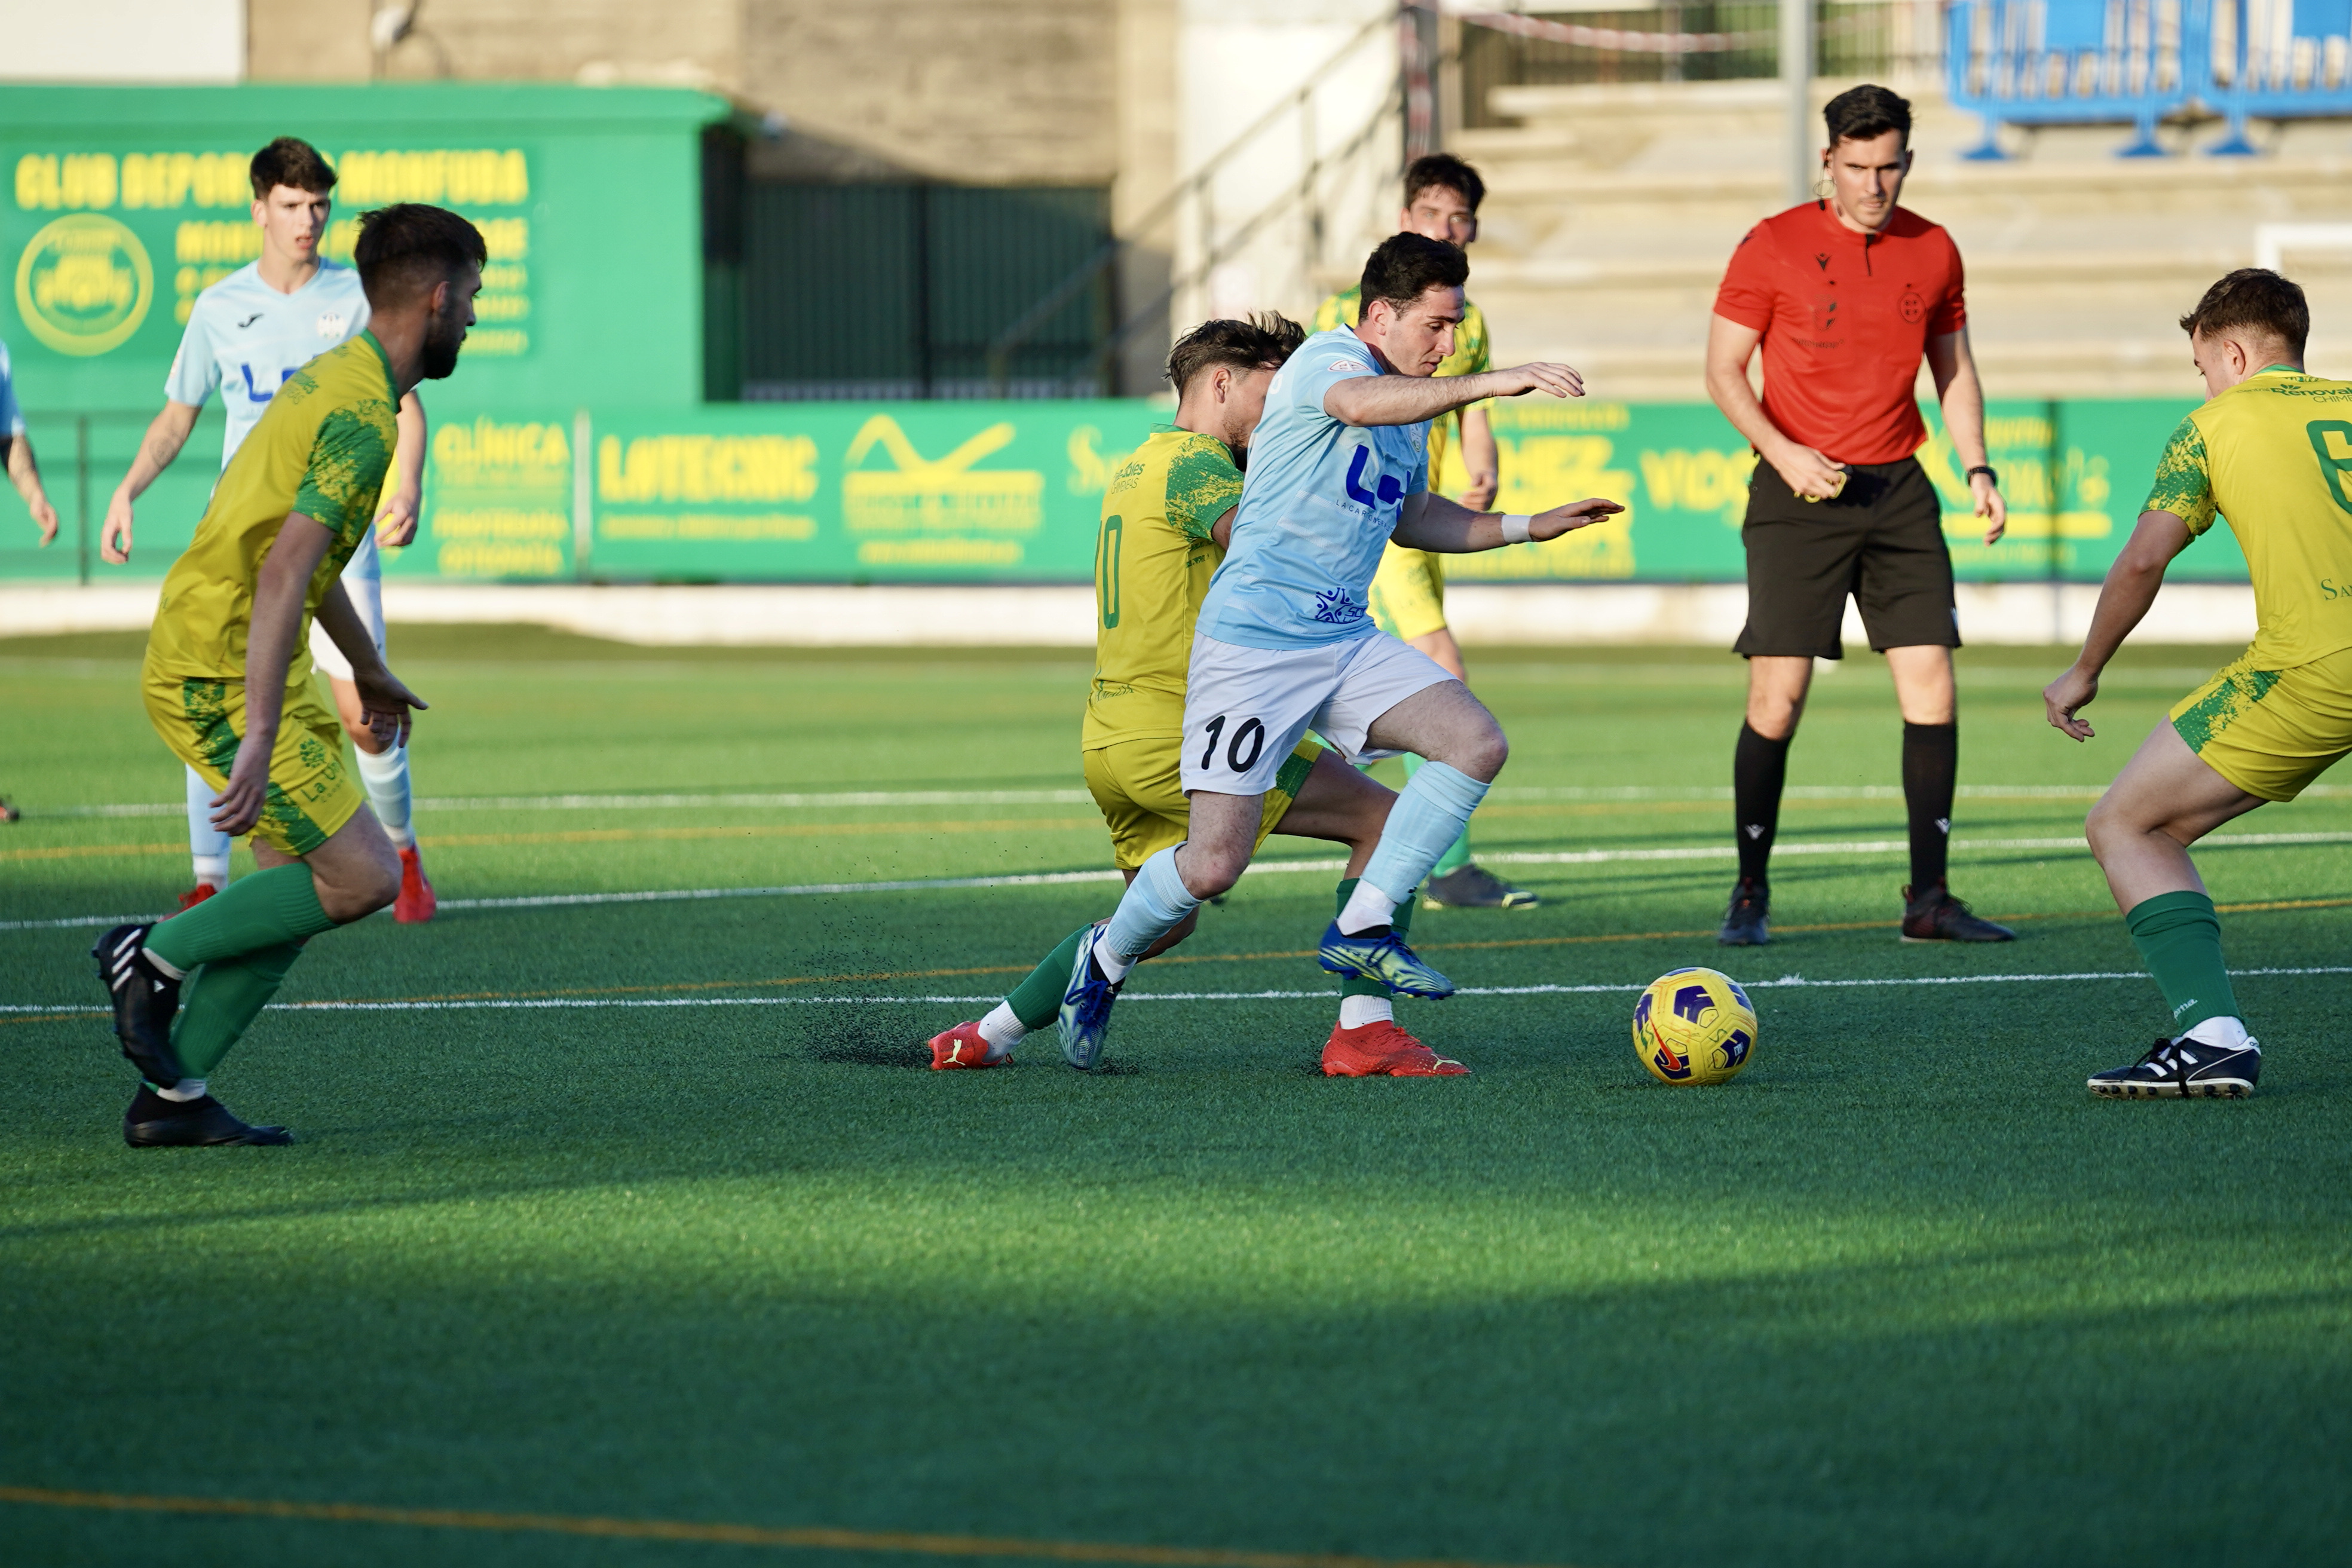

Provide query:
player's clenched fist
left=1485, top=362, right=1585, bottom=400
left=1529, top=498, right=1624, bottom=540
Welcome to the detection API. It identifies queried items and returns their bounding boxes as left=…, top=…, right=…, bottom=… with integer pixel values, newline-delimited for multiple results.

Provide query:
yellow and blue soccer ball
left=1631, top=967, right=1757, bottom=1086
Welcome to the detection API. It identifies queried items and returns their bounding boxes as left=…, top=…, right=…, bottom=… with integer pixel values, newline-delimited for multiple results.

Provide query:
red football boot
left=394, top=845, right=436, bottom=924
left=1321, top=1019, right=1471, bottom=1077
left=928, top=1021, right=1010, bottom=1070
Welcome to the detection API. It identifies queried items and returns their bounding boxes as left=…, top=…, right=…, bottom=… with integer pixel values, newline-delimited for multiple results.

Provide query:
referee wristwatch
left=1966, top=464, right=1998, bottom=487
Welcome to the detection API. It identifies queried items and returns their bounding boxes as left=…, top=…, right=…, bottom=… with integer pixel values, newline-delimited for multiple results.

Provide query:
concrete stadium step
left=1452, top=78, right=2352, bottom=400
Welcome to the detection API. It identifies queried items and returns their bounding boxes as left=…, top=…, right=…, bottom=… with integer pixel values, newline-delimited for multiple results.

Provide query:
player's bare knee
left=1180, top=855, right=1244, bottom=901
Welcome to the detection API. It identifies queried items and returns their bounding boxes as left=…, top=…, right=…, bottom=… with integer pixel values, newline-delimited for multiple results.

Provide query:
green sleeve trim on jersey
left=293, top=406, right=395, bottom=544
left=1163, top=438, right=1243, bottom=542
left=2143, top=415, right=2218, bottom=536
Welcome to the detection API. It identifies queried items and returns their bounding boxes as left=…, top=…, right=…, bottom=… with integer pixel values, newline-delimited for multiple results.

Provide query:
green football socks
left=1334, top=877, right=1416, bottom=1002
left=2125, top=889, right=2241, bottom=1034
left=1402, top=754, right=1474, bottom=878
left=170, top=941, right=305, bottom=1079
left=145, top=862, right=334, bottom=973
left=1007, top=923, right=1091, bottom=1034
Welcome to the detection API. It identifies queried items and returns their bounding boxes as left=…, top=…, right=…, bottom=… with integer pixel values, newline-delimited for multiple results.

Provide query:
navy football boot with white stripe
left=2088, top=1035, right=2261, bottom=1098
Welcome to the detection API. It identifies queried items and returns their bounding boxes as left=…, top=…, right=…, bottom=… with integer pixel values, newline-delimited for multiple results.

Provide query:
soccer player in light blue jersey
left=1055, top=234, right=1624, bottom=1074
left=104, top=138, right=435, bottom=922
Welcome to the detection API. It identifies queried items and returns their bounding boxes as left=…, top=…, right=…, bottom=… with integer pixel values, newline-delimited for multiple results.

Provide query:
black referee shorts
left=1734, top=456, right=1959, bottom=660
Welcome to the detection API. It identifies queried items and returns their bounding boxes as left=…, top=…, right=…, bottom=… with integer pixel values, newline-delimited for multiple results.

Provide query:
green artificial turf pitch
left=2, top=627, right=2347, bottom=1568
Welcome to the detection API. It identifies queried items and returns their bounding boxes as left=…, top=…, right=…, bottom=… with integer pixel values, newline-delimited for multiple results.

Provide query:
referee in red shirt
left=1705, top=84, right=2013, bottom=946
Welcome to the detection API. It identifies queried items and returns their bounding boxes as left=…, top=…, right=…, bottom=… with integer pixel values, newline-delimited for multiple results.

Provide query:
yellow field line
left=0, top=1485, right=1578, bottom=1568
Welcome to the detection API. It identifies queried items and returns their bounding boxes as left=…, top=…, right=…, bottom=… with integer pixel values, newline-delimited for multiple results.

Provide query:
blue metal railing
left=1949, top=0, right=2352, bottom=156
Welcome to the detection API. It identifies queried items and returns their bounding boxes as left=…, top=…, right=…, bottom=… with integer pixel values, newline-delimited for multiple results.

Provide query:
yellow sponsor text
left=335, top=149, right=529, bottom=207
left=599, top=434, right=822, bottom=505
left=436, top=541, right=565, bottom=578
left=857, top=538, right=1022, bottom=566
left=843, top=416, right=1042, bottom=538
left=601, top=514, right=818, bottom=541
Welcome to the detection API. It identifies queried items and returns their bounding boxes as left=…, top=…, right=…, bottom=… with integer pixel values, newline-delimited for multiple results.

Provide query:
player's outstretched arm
left=316, top=578, right=429, bottom=750
left=1324, top=362, right=1583, bottom=429
left=1389, top=489, right=1624, bottom=553
left=2044, top=510, right=2192, bottom=741
left=214, top=513, right=338, bottom=837
left=4, top=433, right=60, bottom=547
left=101, top=400, right=201, bottom=564
left=373, top=392, right=429, bottom=548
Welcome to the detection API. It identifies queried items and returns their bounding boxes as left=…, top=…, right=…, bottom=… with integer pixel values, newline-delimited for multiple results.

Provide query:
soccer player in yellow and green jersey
left=1309, top=152, right=1535, bottom=909
left=93, top=203, right=485, bottom=1149
left=926, top=316, right=1468, bottom=1077
left=2046, top=269, right=2352, bottom=1100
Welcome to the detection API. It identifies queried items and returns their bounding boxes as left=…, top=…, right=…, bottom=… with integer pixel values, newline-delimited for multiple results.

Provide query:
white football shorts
left=307, top=527, right=384, bottom=682
left=1181, top=630, right=1456, bottom=797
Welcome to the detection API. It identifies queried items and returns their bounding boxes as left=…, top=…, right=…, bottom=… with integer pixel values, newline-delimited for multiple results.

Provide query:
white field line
left=11, top=829, right=2352, bottom=933
left=8, top=964, right=2351, bottom=1017
left=39, top=782, right=2352, bottom=817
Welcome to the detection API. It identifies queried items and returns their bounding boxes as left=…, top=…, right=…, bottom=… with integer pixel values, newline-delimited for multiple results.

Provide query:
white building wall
left=0, top=0, right=246, bottom=82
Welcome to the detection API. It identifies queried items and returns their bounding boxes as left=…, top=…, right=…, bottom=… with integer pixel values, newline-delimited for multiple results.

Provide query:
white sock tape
left=1500, top=513, right=1532, bottom=544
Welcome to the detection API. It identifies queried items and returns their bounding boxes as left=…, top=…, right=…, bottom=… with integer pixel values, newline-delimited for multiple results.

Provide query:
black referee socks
left=1903, top=721, right=1959, bottom=892
left=1732, top=722, right=1791, bottom=887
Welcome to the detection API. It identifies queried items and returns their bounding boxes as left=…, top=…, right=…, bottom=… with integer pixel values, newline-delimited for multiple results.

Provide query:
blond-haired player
left=2045, top=269, right=2352, bottom=1098
left=1312, top=153, right=1532, bottom=909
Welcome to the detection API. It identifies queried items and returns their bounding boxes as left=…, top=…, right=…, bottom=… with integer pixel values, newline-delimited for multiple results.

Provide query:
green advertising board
left=0, top=82, right=722, bottom=415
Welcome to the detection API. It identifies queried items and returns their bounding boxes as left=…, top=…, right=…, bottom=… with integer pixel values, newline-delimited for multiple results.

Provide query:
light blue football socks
left=1342, top=759, right=1492, bottom=932
left=1100, top=844, right=1200, bottom=979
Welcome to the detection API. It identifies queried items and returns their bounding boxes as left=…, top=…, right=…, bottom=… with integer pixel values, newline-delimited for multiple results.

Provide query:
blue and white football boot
left=2088, top=1034, right=2261, bottom=1098
left=1056, top=920, right=1125, bottom=1070
left=1316, top=920, right=1455, bottom=1000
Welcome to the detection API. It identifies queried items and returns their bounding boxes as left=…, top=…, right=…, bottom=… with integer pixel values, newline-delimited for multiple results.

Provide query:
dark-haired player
left=2046, top=270, right=2352, bottom=1099
left=927, top=315, right=1448, bottom=1077
left=105, top=137, right=436, bottom=923
left=1313, top=152, right=1533, bottom=911
left=1051, top=235, right=1621, bottom=1072
left=1705, top=84, right=2011, bottom=946
left=92, top=203, right=483, bottom=1146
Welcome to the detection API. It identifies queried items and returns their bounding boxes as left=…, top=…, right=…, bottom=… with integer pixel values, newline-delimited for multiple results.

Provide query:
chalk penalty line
left=0, top=1483, right=1577, bottom=1568
left=13, top=830, right=2352, bottom=933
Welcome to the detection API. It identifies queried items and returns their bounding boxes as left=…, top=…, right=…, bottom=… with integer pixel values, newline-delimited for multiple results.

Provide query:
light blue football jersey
left=0, top=336, right=23, bottom=437
left=1196, top=327, right=1431, bottom=651
left=166, top=261, right=371, bottom=466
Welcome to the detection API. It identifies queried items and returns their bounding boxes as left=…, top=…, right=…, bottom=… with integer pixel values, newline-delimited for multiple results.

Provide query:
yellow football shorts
left=1083, top=735, right=1323, bottom=871
left=143, top=662, right=363, bottom=855
left=2169, top=644, right=2352, bottom=803
left=1368, top=544, right=1447, bottom=643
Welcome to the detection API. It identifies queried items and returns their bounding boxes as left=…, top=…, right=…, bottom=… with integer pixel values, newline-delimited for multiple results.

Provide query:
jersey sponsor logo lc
left=317, top=311, right=347, bottom=339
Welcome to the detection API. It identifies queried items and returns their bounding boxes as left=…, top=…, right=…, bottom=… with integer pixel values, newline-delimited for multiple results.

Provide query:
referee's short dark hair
left=250, top=137, right=336, bottom=200
left=2179, top=268, right=2310, bottom=356
left=1166, top=313, right=1306, bottom=395
left=1356, top=232, right=1469, bottom=324
left=1404, top=153, right=1485, bottom=213
left=354, top=203, right=488, bottom=310
left=1824, top=84, right=1912, bottom=148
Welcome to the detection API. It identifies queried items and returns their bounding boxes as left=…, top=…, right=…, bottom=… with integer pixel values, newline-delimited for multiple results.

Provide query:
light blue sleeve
left=1290, top=338, right=1379, bottom=416
left=0, top=341, right=21, bottom=437
left=163, top=307, right=220, bottom=408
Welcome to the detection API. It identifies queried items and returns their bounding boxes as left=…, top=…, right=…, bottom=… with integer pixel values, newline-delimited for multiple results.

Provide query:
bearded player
left=925, top=316, right=1468, bottom=1077
left=1312, top=153, right=1533, bottom=909
left=91, top=204, right=481, bottom=1147
left=2046, top=270, right=2352, bottom=1099
left=104, top=137, right=436, bottom=922
left=1052, top=234, right=1621, bottom=1071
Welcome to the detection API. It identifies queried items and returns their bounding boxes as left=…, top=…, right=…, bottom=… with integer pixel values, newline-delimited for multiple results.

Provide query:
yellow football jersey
left=1082, top=427, right=1245, bottom=749
left=1312, top=284, right=1490, bottom=478
left=147, top=332, right=399, bottom=682
left=2144, top=366, right=2352, bottom=669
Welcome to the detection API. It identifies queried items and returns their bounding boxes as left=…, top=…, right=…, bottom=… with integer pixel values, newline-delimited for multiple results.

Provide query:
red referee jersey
left=1712, top=201, right=1965, bottom=466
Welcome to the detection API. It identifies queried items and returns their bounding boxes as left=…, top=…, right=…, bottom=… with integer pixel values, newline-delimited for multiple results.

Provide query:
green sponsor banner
left=11, top=393, right=2250, bottom=588
left=550, top=401, right=1163, bottom=583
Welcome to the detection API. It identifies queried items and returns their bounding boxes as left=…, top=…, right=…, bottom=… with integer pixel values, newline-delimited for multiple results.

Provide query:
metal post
left=572, top=407, right=593, bottom=583
left=75, top=414, right=90, bottom=586
left=1783, top=0, right=1817, bottom=206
